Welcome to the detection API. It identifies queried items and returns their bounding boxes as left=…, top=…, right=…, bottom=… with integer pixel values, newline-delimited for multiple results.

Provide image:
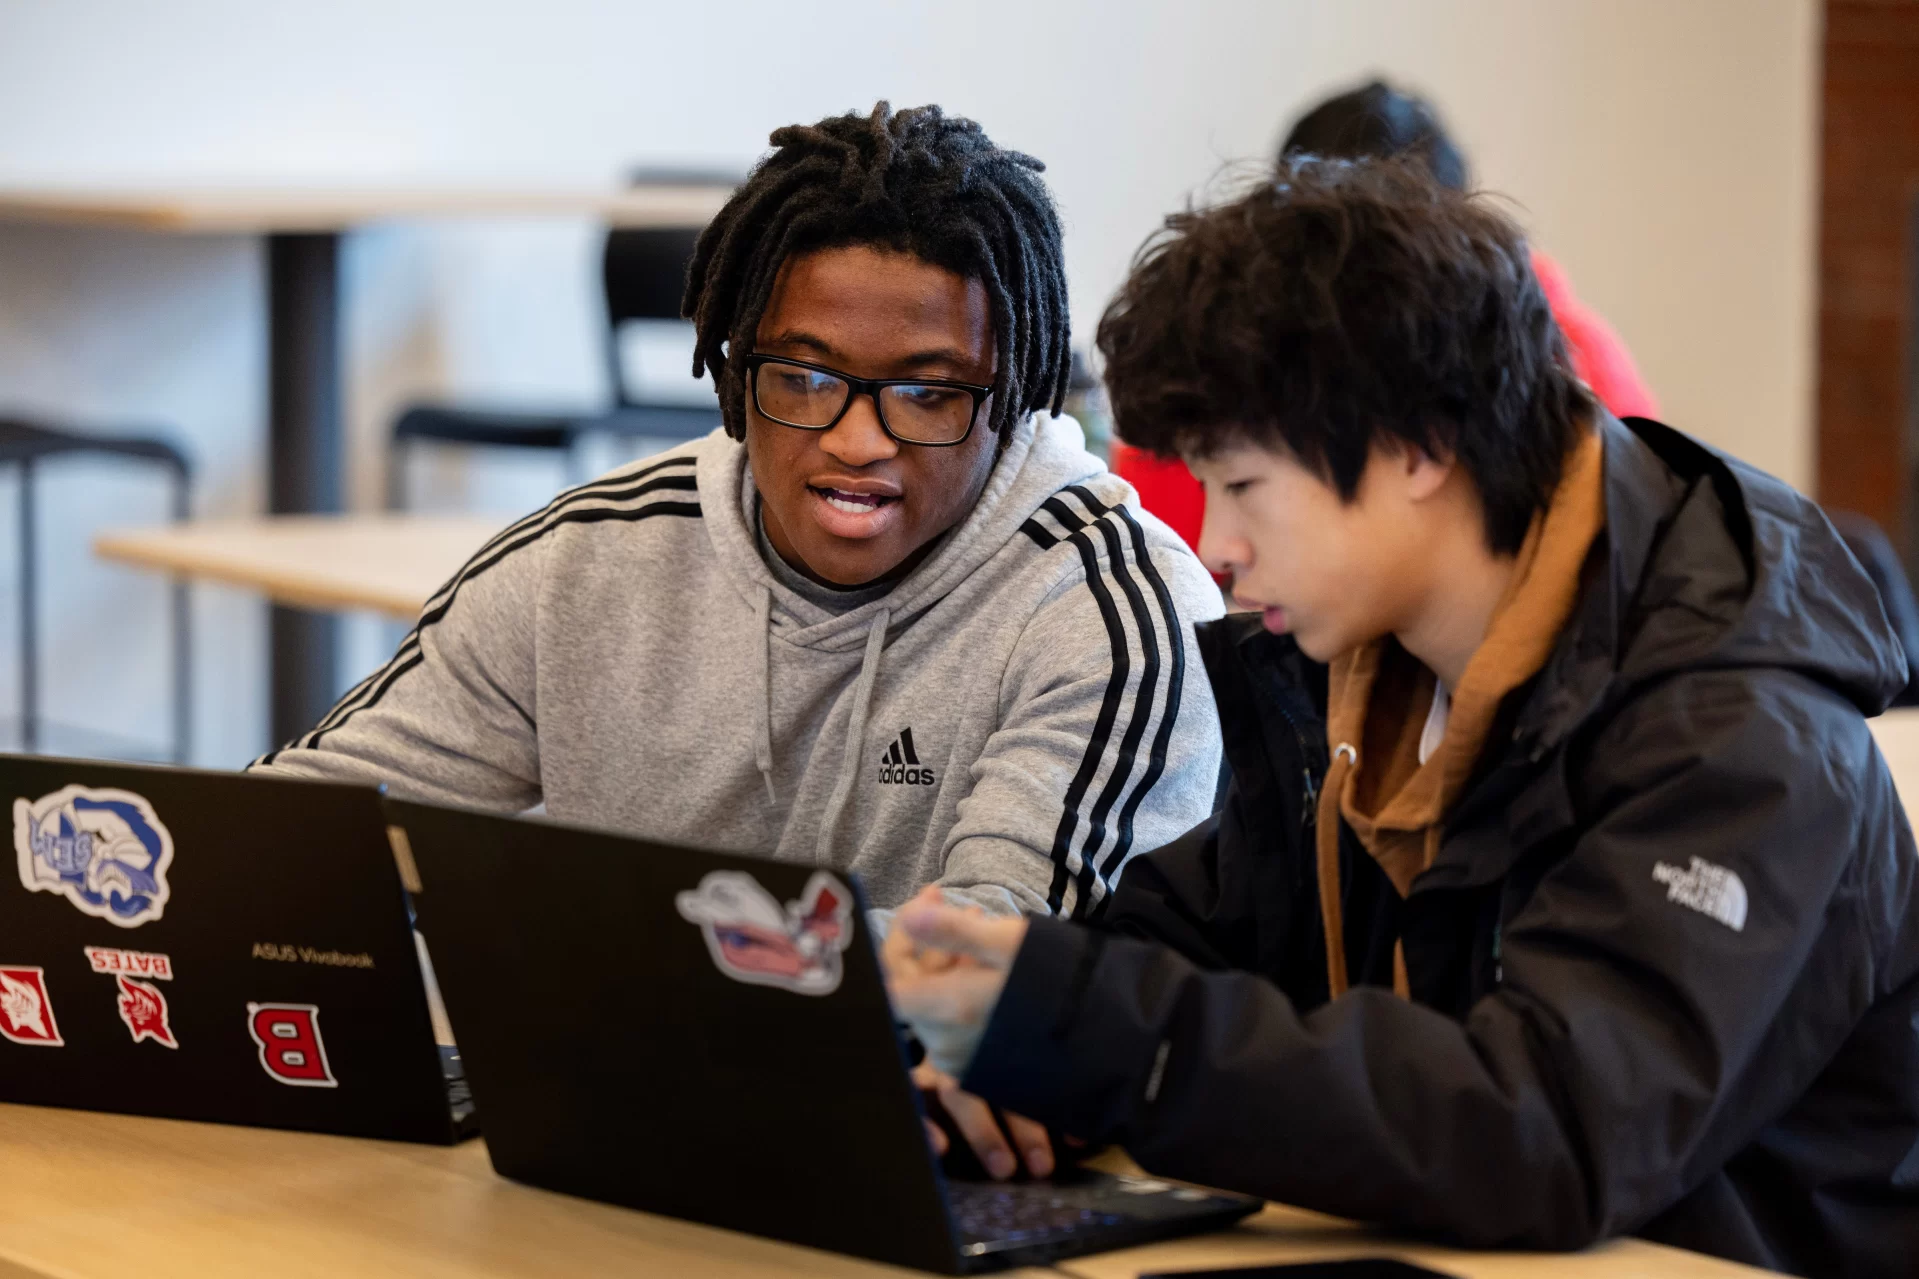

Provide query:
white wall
left=0, top=0, right=1820, bottom=765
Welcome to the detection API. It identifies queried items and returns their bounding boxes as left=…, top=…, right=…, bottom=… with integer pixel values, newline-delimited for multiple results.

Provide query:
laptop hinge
left=388, top=825, right=424, bottom=893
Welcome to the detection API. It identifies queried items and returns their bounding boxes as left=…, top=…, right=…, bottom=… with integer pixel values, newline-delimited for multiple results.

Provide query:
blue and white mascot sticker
left=14, top=785, right=174, bottom=928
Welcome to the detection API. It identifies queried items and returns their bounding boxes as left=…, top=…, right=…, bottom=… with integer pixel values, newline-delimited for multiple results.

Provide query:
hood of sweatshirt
left=694, top=411, right=1109, bottom=834
left=1516, top=412, right=1909, bottom=757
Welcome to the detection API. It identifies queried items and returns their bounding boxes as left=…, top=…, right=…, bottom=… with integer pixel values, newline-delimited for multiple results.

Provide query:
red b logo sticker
left=246, top=1002, right=337, bottom=1087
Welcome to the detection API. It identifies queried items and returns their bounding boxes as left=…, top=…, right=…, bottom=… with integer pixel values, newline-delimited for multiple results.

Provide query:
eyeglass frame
left=741, top=353, right=993, bottom=447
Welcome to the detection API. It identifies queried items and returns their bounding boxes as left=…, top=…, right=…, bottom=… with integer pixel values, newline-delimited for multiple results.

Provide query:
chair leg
left=171, top=579, right=190, bottom=764
left=18, top=458, right=36, bottom=753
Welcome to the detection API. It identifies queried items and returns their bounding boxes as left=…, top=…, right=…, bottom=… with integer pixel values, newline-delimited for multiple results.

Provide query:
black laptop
left=391, top=797, right=1261, bottom=1273
left=1, top=753, right=473, bottom=1144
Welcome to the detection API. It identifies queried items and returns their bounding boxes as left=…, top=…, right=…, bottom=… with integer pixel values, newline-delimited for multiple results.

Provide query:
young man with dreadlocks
left=253, top=104, right=1222, bottom=1012
left=886, top=157, right=1919, bottom=1275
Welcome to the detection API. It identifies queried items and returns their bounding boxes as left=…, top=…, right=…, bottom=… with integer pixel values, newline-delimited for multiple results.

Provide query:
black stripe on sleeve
left=1093, top=505, right=1188, bottom=908
left=1042, top=520, right=1132, bottom=917
left=1019, top=518, right=1059, bottom=550
left=1067, top=503, right=1164, bottom=914
left=271, top=473, right=696, bottom=758
left=254, top=483, right=700, bottom=765
left=280, top=458, right=699, bottom=748
left=277, top=461, right=697, bottom=750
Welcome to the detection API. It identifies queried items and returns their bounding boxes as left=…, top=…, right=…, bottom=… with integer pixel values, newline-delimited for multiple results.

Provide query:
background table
left=95, top=514, right=501, bottom=622
left=0, top=183, right=732, bottom=744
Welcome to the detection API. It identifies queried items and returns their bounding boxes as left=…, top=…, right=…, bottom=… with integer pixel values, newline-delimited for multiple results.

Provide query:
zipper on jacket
left=1269, top=694, right=1325, bottom=828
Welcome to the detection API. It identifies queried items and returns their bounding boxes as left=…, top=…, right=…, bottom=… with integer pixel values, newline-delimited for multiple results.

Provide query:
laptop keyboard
left=946, top=1180, right=1133, bottom=1246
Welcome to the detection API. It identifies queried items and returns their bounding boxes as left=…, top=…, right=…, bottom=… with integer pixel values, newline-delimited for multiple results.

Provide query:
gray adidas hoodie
left=253, top=412, right=1224, bottom=920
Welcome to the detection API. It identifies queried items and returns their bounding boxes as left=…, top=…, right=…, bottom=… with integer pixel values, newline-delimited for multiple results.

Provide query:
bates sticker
left=0, top=966, right=64, bottom=1046
left=85, top=945, right=174, bottom=981
left=14, top=785, right=174, bottom=927
left=116, top=976, right=177, bottom=1048
left=247, top=1003, right=337, bottom=1087
left=676, top=870, right=853, bottom=996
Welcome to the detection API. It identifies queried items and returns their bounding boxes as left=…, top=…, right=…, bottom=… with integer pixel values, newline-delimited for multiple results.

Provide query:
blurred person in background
left=1115, top=78, right=1659, bottom=552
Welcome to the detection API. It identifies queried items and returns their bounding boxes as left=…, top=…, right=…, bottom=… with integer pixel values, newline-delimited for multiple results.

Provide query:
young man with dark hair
left=887, top=157, right=1919, bottom=1275
left=254, top=104, right=1222, bottom=940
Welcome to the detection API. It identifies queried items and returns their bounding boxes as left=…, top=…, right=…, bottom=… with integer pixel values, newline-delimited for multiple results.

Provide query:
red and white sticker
left=0, top=966, right=64, bottom=1046
left=84, top=945, right=173, bottom=981
left=675, top=870, right=853, bottom=996
left=114, top=975, right=178, bottom=1048
left=246, top=1002, right=337, bottom=1087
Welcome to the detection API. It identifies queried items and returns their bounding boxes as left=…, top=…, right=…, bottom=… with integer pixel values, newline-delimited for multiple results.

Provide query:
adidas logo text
left=877, top=727, right=936, bottom=786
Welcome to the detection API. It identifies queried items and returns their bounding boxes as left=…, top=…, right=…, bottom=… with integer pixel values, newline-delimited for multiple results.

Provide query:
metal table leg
left=266, top=232, right=343, bottom=747
left=18, top=456, right=35, bottom=753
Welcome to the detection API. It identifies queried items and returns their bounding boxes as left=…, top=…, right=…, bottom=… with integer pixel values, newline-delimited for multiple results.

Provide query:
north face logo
left=877, top=728, right=936, bottom=786
left=1652, top=857, right=1748, bottom=932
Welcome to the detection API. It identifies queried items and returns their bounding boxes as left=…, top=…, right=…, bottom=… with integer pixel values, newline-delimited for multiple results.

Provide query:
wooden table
left=1057, top=1200, right=1770, bottom=1278
left=0, top=182, right=733, bottom=742
left=0, top=1103, right=1764, bottom=1279
left=0, top=1103, right=989, bottom=1279
left=94, top=514, right=502, bottom=621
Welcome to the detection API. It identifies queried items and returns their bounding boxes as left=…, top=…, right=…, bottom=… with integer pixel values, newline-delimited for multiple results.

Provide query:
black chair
left=0, top=418, right=192, bottom=760
left=388, top=223, right=725, bottom=508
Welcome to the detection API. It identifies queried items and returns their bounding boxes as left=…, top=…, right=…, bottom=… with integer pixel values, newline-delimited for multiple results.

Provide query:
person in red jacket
left=1115, top=79, right=1657, bottom=550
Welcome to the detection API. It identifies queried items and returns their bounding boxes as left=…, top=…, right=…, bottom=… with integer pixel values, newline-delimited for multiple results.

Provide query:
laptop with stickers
left=389, top=797, right=1261, bottom=1274
left=0, top=753, right=474, bottom=1144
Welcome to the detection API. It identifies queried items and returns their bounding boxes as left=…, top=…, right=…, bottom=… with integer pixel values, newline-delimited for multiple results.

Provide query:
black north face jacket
left=963, top=415, right=1919, bottom=1276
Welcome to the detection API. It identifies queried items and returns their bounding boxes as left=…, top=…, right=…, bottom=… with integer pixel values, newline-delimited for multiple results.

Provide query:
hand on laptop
left=912, top=1059, right=1054, bottom=1180
left=886, top=887, right=1045, bottom=1179
left=884, top=888, right=1042, bottom=1178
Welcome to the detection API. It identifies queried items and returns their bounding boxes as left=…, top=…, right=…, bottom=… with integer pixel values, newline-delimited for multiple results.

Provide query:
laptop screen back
left=394, top=798, right=962, bottom=1272
left=1, top=756, right=451, bottom=1141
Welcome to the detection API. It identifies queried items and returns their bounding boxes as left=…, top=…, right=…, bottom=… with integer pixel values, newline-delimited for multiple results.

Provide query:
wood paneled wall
left=1818, top=0, right=1919, bottom=553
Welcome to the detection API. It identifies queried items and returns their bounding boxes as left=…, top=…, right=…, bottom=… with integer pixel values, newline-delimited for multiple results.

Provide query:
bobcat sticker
left=15, top=785, right=174, bottom=927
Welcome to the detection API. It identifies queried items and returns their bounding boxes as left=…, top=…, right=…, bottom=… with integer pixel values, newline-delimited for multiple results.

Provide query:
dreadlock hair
left=684, top=102, right=1072, bottom=443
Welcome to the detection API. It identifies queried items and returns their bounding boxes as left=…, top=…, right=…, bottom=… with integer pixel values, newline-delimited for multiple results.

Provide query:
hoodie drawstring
left=1317, top=742, right=1357, bottom=998
left=753, top=585, right=777, bottom=804
left=814, top=607, right=891, bottom=866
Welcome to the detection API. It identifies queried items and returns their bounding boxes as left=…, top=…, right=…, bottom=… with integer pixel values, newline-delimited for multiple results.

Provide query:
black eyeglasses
left=743, top=354, right=991, bottom=447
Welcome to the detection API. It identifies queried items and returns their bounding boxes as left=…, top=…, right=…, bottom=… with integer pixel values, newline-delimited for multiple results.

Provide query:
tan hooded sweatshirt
left=1315, top=427, right=1606, bottom=997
